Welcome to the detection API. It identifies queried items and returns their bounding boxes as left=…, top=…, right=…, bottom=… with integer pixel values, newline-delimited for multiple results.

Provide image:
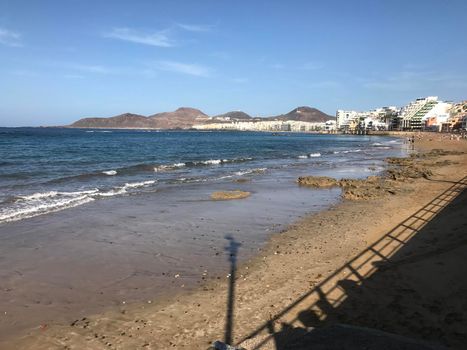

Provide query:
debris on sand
left=210, top=190, right=251, bottom=201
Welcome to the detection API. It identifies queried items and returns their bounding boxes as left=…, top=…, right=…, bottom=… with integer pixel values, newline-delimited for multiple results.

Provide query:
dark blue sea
left=0, top=128, right=405, bottom=224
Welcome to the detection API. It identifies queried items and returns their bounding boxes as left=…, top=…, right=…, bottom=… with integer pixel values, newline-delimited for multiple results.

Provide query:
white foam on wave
left=19, top=191, right=59, bottom=200
left=298, top=153, right=320, bottom=158
left=215, top=174, right=234, bottom=180
left=154, top=165, right=168, bottom=172
left=201, top=159, right=222, bottom=165
left=335, top=149, right=362, bottom=154
left=2, top=180, right=157, bottom=223
left=153, top=157, right=254, bottom=170
left=0, top=195, right=95, bottom=223
left=235, top=167, right=267, bottom=176
left=97, top=180, right=156, bottom=196
left=123, top=180, right=156, bottom=189
left=196, top=157, right=253, bottom=166
left=66, top=189, right=100, bottom=195
left=17, top=189, right=99, bottom=202
left=103, top=170, right=117, bottom=176
left=95, top=188, right=127, bottom=197
left=154, top=163, right=186, bottom=172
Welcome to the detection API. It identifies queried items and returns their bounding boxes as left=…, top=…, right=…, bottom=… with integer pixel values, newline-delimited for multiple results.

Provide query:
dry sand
left=3, top=133, right=467, bottom=350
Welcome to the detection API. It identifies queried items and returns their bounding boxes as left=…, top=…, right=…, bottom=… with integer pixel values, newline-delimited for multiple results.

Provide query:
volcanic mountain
left=70, top=113, right=151, bottom=128
left=70, top=108, right=209, bottom=129
left=267, top=106, right=334, bottom=123
left=213, top=111, right=252, bottom=120
left=148, top=107, right=209, bottom=129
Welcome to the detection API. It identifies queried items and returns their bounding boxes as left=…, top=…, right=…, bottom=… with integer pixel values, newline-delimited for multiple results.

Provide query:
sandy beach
left=2, top=133, right=466, bottom=349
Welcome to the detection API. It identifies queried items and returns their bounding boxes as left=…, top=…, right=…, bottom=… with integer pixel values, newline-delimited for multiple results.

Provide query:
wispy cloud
left=63, top=74, right=85, bottom=79
left=232, top=77, right=248, bottom=83
left=301, top=62, right=324, bottom=70
left=362, top=70, right=467, bottom=90
left=210, top=51, right=231, bottom=60
left=153, top=60, right=211, bottom=77
left=308, top=80, right=340, bottom=88
left=0, top=27, right=22, bottom=47
left=176, top=23, right=213, bottom=32
left=103, top=27, right=174, bottom=47
left=68, top=64, right=113, bottom=74
left=270, top=63, right=285, bottom=69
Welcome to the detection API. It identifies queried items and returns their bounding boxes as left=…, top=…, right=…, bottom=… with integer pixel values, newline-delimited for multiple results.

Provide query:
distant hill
left=68, top=106, right=333, bottom=129
left=70, top=113, right=152, bottom=128
left=149, top=107, right=209, bottom=129
left=213, top=111, right=252, bottom=120
left=267, top=106, right=334, bottom=123
left=70, top=108, right=208, bottom=129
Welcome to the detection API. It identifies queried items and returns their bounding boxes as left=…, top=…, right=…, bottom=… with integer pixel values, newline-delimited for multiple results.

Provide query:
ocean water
left=0, top=127, right=409, bottom=337
left=0, top=128, right=405, bottom=224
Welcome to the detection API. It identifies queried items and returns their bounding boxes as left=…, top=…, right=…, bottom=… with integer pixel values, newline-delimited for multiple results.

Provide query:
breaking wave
left=333, top=149, right=362, bottom=154
left=1, top=181, right=157, bottom=223
left=298, top=153, right=321, bottom=158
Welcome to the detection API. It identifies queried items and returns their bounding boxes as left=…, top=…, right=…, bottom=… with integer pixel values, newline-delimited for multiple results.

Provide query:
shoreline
left=3, top=134, right=467, bottom=349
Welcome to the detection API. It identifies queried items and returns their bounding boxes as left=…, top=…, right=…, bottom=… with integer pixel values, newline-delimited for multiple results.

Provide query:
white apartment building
left=400, top=96, right=440, bottom=130
left=336, top=106, right=398, bottom=131
left=193, top=120, right=331, bottom=132
left=336, top=110, right=358, bottom=129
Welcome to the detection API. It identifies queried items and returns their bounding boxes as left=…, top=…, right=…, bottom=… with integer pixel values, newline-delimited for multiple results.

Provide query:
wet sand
left=2, top=134, right=467, bottom=349
left=0, top=168, right=341, bottom=344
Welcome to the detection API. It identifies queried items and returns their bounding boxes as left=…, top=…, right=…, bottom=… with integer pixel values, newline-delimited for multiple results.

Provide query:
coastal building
left=446, top=101, right=467, bottom=131
left=336, top=110, right=358, bottom=130
left=336, top=107, right=398, bottom=132
left=400, top=97, right=434, bottom=130
left=422, top=102, right=452, bottom=131
left=192, top=119, right=332, bottom=132
left=398, top=96, right=453, bottom=130
left=325, top=120, right=337, bottom=132
left=450, top=101, right=467, bottom=117
left=462, top=116, right=467, bottom=131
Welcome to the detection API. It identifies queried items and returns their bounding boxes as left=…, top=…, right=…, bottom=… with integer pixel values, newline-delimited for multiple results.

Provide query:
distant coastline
left=67, top=106, right=335, bottom=131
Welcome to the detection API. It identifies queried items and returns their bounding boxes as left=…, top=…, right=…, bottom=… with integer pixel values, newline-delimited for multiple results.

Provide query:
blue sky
left=1, top=0, right=466, bottom=126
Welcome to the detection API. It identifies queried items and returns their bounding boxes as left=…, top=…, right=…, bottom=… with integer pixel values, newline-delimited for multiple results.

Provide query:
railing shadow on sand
left=234, top=175, right=467, bottom=349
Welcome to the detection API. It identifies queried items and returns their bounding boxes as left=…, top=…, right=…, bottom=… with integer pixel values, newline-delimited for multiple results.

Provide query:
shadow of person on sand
left=224, top=235, right=241, bottom=345
left=209, top=235, right=244, bottom=350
